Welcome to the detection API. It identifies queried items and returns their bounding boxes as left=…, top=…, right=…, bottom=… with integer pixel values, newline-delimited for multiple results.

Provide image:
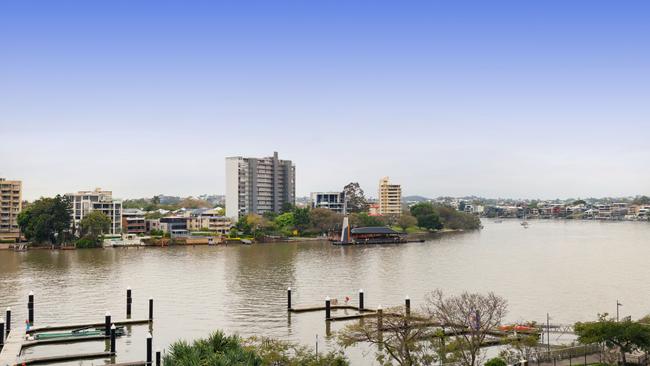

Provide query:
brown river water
left=1, top=220, right=649, bottom=365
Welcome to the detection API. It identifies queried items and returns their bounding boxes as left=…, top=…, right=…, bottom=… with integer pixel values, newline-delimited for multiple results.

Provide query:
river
left=1, top=219, right=649, bottom=364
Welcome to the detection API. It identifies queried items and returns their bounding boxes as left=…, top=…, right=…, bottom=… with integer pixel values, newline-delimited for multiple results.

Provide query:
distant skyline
left=2, top=1, right=649, bottom=201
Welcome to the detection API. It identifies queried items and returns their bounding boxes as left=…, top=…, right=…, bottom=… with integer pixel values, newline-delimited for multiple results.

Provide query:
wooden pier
left=27, top=318, right=150, bottom=334
left=19, top=351, right=114, bottom=365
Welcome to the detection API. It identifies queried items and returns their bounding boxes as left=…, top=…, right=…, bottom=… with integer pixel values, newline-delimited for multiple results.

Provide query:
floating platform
left=19, top=351, right=113, bottom=365
left=28, top=318, right=150, bottom=334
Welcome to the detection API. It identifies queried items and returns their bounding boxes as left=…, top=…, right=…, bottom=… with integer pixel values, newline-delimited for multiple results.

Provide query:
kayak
left=35, top=327, right=125, bottom=340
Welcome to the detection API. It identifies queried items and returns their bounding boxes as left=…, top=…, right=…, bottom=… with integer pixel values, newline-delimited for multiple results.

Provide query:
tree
left=397, top=214, right=418, bottom=232
left=292, top=207, right=311, bottom=233
left=339, top=307, right=438, bottom=366
left=17, top=195, right=73, bottom=245
left=417, top=213, right=443, bottom=231
left=164, top=330, right=348, bottom=366
left=152, top=195, right=161, bottom=205
left=349, top=212, right=385, bottom=227
left=575, top=314, right=650, bottom=365
left=342, top=182, right=368, bottom=213
left=484, top=358, right=507, bottom=366
left=280, top=202, right=295, bottom=213
left=246, top=214, right=272, bottom=238
left=274, top=212, right=295, bottom=235
left=410, top=202, right=434, bottom=218
left=80, top=211, right=111, bottom=240
left=424, top=289, right=508, bottom=366
left=309, top=208, right=342, bottom=234
left=434, top=206, right=481, bottom=230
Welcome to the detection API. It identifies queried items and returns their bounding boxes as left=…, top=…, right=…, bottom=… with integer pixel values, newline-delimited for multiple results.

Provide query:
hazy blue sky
left=1, top=1, right=649, bottom=200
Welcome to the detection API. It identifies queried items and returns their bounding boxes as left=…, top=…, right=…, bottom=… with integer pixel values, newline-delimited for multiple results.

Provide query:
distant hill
left=402, top=195, right=431, bottom=202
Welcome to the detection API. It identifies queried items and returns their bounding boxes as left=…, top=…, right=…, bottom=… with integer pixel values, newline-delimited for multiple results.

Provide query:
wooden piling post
left=287, top=287, right=292, bottom=310
left=377, top=305, right=383, bottom=344
left=28, top=291, right=34, bottom=325
left=110, top=324, right=116, bottom=354
left=405, top=295, right=411, bottom=317
left=0, top=317, right=5, bottom=350
left=146, top=332, right=153, bottom=365
left=148, top=298, right=154, bottom=321
left=5, top=307, right=10, bottom=337
left=156, top=350, right=161, bottom=366
left=105, top=312, right=111, bottom=336
left=126, top=287, right=132, bottom=318
left=358, top=289, right=364, bottom=311
left=325, top=297, right=331, bottom=320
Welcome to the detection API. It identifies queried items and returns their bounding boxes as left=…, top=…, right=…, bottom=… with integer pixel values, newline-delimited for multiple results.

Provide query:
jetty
left=0, top=288, right=158, bottom=366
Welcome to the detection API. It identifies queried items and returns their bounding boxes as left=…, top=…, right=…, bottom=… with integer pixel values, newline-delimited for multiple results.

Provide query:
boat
left=34, top=326, right=125, bottom=340
left=498, top=324, right=537, bottom=333
left=521, top=208, right=529, bottom=228
left=240, top=239, right=253, bottom=245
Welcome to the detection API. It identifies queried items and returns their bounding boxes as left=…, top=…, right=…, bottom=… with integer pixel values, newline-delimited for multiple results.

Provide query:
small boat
left=499, top=324, right=537, bottom=333
left=240, top=239, right=253, bottom=245
left=34, top=326, right=125, bottom=340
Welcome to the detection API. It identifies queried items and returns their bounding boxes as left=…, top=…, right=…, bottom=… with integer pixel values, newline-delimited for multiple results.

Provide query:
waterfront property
left=0, top=178, right=22, bottom=243
left=378, top=176, right=402, bottom=216
left=65, top=188, right=123, bottom=235
left=122, top=208, right=146, bottom=234
left=225, top=151, right=296, bottom=219
left=310, top=191, right=345, bottom=213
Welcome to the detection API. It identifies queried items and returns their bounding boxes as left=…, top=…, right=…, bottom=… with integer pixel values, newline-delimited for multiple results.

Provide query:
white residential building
left=65, top=188, right=122, bottom=234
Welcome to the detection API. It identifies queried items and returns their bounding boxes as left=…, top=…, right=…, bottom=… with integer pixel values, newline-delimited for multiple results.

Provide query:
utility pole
left=547, top=313, right=550, bottom=353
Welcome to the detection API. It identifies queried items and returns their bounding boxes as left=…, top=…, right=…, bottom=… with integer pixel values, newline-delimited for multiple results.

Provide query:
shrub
left=75, top=236, right=99, bottom=248
left=485, top=357, right=507, bottom=366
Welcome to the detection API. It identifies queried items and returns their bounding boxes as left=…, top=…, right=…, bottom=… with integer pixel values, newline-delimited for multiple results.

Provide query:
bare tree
left=338, top=307, right=438, bottom=366
left=425, top=289, right=508, bottom=366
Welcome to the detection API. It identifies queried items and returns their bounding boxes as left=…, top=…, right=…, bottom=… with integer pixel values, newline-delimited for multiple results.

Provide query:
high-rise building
left=310, top=192, right=345, bottom=213
left=378, top=177, right=402, bottom=216
left=65, top=188, right=122, bottom=234
left=0, top=178, right=22, bottom=242
left=226, top=152, right=296, bottom=219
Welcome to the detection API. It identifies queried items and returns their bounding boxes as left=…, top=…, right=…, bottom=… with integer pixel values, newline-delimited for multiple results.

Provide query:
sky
left=1, top=1, right=649, bottom=201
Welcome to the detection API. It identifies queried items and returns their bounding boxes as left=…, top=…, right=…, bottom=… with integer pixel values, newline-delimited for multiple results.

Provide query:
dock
left=19, top=351, right=114, bottom=365
left=27, top=318, right=150, bottom=334
left=0, top=326, right=26, bottom=366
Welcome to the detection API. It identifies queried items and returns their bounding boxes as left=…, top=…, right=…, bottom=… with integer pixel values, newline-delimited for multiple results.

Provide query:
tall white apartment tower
left=226, top=152, right=296, bottom=219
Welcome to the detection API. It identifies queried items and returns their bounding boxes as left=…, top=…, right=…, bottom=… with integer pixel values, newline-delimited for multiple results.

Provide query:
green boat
left=35, top=326, right=125, bottom=340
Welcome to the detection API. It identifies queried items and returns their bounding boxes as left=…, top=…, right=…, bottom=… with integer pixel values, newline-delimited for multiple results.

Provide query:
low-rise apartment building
left=310, top=192, right=345, bottom=213
left=65, top=188, right=122, bottom=235
left=0, top=178, right=22, bottom=242
left=122, top=209, right=146, bottom=234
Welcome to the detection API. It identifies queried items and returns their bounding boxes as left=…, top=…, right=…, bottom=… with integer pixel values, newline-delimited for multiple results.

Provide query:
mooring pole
left=0, top=317, right=5, bottom=350
left=146, top=332, right=153, bottom=365
left=156, top=350, right=161, bottom=366
left=358, top=289, right=364, bottom=311
left=5, top=307, right=10, bottom=337
left=110, top=324, right=116, bottom=354
left=149, top=298, right=154, bottom=321
left=105, top=312, right=112, bottom=336
left=377, top=305, right=383, bottom=344
left=28, top=291, right=34, bottom=325
left=287, top=287, right=292, bottom=310
left=547, top=313, right=550, bottom=353
left=126, top=287, right=132, bottom=318
left=405, top=295, right=411, bottom=317
left=325, top=297, right=331, bottom=320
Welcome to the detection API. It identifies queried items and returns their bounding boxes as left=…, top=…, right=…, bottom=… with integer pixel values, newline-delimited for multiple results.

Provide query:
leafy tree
left=484, top=358, right=507, bottom=366
left=280, top=202, right=295, bottom=213
left=80, top=211, right=111, bottom=240
left=632, top=196, right=650, bottom=205
left=274, top=212, right=295, bottom=235
left=309, top=208, right=342, bottom=234
left=292, top=207, right=311, bottom=233
left=246, top=214, right=272, bottom=238
left=234, top=216, right=252, bottom=236
left=17, top=195, right=73, bottom=245
left=397, top=214, right=418, bottom=232
left=152, top=195, right=161, bottom=205
left=342, top=182, right=368, bottom=213
left=164, top=330, right=348, bottom=366
left=572, top=199, right=587, bottom=206
left=434, top=206, right=481, bottom=230
left=417, top=213, right=443, bottom=231
left=410, top=202, right=435, bottom=218
left=425, top=289, right=508, bottom=366
left=575, top=314, right=650, bottom=365
left=349, top=212, right=385, bottom=227
left=339, top=306, right=438, bottom=366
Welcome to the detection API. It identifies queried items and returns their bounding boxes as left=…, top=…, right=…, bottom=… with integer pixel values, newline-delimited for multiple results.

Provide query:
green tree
left=397, top=214, right=418, bottom=232
left=274, top=212, right=295, bottom=235
left=80, top=211, right=111, bottom=240
left=484, top=358, right=507, bottom=366
left=417, top=213, right=443, bottom=231
left=410, top=202, right=435, bottom=218
left=309, top=208, right=342, bottom=234
left=575, top=314, right=650, bottom=365
left=17, top=195, right=72, bottom=245
left=292, top=207, right=311, bottom=233
left=280, top=202, right=295, bottom=213
left=349, top=212, right=384, bottom=227
left=164, top=330, right=348, bottom=366
left=342, top=182, right=368, bottom=213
